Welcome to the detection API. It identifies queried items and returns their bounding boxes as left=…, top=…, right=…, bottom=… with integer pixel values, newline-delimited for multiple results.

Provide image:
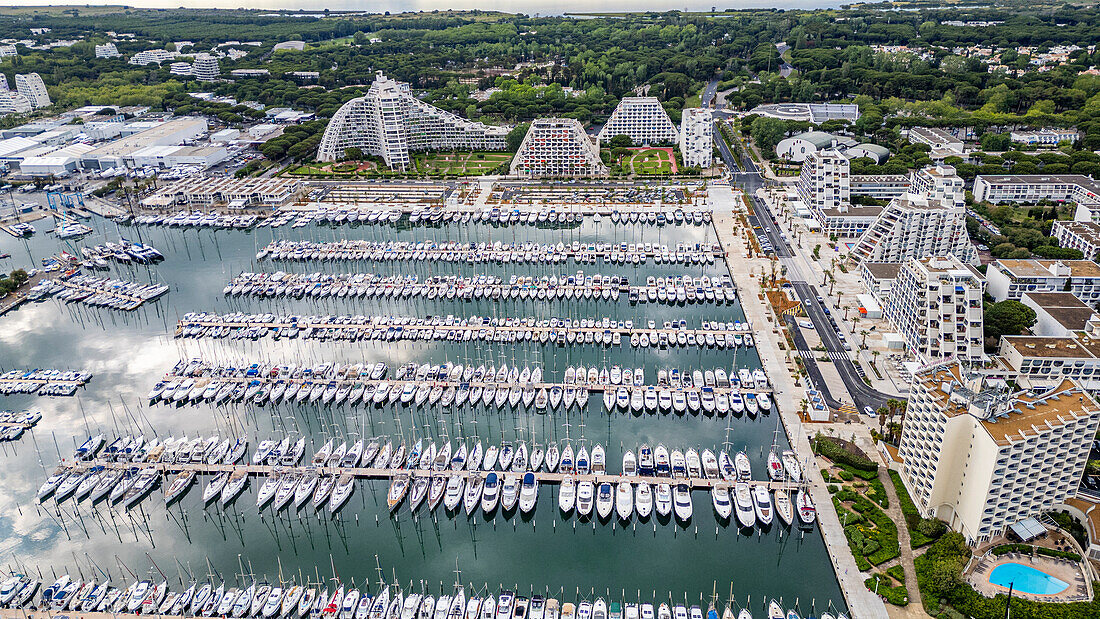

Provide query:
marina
left=0, top=204, right=846, bottom=612
left=0, top=410, right=42, bottom=441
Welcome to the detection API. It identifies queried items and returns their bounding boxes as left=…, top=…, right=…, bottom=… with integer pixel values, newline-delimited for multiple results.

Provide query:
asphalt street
left=716, top=129, right=894, bottom=413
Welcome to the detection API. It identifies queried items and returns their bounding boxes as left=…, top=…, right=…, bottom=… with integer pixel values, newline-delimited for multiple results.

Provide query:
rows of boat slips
left=0, top=577, right=844, bottom=619
left=174, top=313, right=755, bottom=349
left=149, top=361, right=771, bottom=414
left=25, top=275, right=169, bottom=310
left=0, top=410, right=40, bottom=441
left=0, top=368, right=92, bottom=383
left=43, top=434, right=811, bottom=520
left=222, top=272, right=736, bottom=306
left=256, top=240, right=721, bottom=266
left=0, top=368, right=91, bottom=396
left=55, top=221, right=94, bottom=240
left=131, top=206, right=713, bottom=230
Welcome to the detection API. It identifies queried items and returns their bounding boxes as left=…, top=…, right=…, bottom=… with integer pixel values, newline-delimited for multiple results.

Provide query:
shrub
left=839, top=463, right=879, bottom=481
left=868, top=477, right=890, bottom=509
left=890, top=470, right=943, bottom=547
left=828, top=484, right=839, bottom=494
left=838, top=469, right=854, bottom=481
left=887, top=565, right=906, bottom=584
left=866, top=574, right=909, bottom=606
left=813, top=434, right=879, bottom=471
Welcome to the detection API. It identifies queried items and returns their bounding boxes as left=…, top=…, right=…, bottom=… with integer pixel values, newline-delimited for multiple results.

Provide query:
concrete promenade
left=711, top=200, right=887, bottom=618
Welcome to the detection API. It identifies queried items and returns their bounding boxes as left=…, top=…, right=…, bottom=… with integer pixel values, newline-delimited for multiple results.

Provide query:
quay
left=62, top=459, right=802, bottom=493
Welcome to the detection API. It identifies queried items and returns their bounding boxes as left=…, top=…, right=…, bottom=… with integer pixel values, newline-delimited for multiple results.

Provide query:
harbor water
left=0, top=215, right=845, bottom=615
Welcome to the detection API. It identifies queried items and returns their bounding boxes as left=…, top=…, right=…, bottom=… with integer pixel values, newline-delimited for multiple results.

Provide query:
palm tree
left=860, top=329, right=869, bottom=348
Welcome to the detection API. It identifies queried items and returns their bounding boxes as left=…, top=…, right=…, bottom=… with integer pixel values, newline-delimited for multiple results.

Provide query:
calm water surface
left=0, top=215, right=844, bottom=616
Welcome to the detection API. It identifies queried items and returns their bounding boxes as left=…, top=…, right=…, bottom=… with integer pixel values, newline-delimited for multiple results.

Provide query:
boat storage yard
left=0, top=181, right=848, bottom=619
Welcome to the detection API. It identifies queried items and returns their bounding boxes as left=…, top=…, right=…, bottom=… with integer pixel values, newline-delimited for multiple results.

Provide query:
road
left=701, top=77, right=720, bottom=109
left=718, top=135, right=894, bottom=414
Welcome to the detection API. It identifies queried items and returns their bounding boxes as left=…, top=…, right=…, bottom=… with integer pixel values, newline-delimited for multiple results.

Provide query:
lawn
left=621, top=147, right=678, bottom=175
left=416, top=152, right=512, bottom=176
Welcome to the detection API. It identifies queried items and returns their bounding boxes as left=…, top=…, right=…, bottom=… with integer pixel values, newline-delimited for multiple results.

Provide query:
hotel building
left=883, top=255, right=985, bottom=363
left=897, top=362, right=1100, bottom=544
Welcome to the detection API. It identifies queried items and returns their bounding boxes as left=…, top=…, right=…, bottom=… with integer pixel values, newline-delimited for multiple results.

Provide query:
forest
left=5, top=3, right=1100, bottom=162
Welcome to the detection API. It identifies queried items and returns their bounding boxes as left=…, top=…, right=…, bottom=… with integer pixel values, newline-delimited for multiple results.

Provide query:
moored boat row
left=0, top=576, right=844, bottom=619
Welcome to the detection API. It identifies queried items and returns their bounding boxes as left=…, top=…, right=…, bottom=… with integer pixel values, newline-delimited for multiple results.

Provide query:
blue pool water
left=988, top=562, right=1070, bottom=595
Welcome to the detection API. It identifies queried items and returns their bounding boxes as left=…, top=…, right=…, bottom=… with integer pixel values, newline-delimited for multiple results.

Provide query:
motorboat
left=753, top=485, right=773, bottom=526
left=734, top=483, right=755, bottom=528
left=711, top=486, right=732, bottom=520
left=672, top=483, right=692, bottom=522
left=615, top=479, right=633, bottom=520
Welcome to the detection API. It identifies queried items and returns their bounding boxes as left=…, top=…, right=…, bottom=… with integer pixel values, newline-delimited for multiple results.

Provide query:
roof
left=1022, top=291, right=1097, bottom=332
left=995, top=259, right=1100, bottom=279
left=820, top=205, right=884, bottom=218
left=862, top=262, right=902, bottom=280
left=792, top=131, right=842, bottom=149
left=977, top=174, right=1100, bottom=190
left=914, top=363, right=1100, bottom=446
left=1001, top=335, right=1100, bottom=359
left=1008, top=517, right=1046, bottom=541
left=850, top=143, right=890, bottom=157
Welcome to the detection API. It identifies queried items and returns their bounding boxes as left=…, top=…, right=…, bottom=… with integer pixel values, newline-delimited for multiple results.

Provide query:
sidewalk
left=713, top=209, right=887, bottom=619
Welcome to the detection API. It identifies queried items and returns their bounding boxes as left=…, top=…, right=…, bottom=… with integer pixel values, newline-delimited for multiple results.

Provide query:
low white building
left=986, top=259, right=1100, bottom=307
left=973, top=174, right=1100, bottom=206
left=94, top=43, right=120, bottom=58
left=776, top=131, right=855, bottom=163
left=907, top=127, right=964, bottom=153
left=1009, top=129, right=1077, bottom=146
left=129, top=49, right=178, bottom=66
left=193, top=56, right=220, bottom=82
left=1051, top=220, right=1100, bottom=261
left=883, top=255, right=985, bottom=363
left=897, top=362, right=1100, bottom=545
left=678, top=108, right=712, bottom=168
left=0, top=92, right=32, bottom=116
left=1019, top=292, right=1099, bottom=337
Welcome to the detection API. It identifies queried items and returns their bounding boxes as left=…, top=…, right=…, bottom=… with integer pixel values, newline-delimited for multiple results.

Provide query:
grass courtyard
left=619, top=147, right=678, bottom=175
left=415, top=152, right=512, bottom=175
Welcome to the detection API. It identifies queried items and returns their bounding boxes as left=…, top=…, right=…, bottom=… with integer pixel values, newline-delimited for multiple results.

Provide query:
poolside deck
left=967, top=552, right=1092, bottom=603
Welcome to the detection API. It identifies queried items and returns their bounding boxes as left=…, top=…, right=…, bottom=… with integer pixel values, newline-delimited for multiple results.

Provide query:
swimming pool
left=988, top=562, right=1070, bottom=595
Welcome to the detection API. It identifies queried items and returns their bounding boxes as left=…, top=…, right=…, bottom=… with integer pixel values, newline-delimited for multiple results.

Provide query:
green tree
left=505, top=123, right=530, bottom=152
left=749, top=116, right=787, bottom=158
left=984, top=300, right=1037, bottom=341
left=344, top=147, right=363, bottom=161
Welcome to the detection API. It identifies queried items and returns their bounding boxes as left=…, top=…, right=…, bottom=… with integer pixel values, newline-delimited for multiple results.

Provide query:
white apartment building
left=129, top=49, right=178, bottom=66
left=1009, top=129, right=1077, bottom=146
left=909, top=164, right=965, bottom=208
left=797, top=148, right=850, bottom=213
left=0, top=92, right=32, bottom=116
left=596, top=97, right=678, bottom=145
left=883, top=255, right=985, bottom=363
left=897, top=362, right=1100, bottom=544
left=851, top=193, right=978, bottom=264
left=973, top=174, right=1100, bottom=206
left=986, top=259, right=1100, bottom=307
left=193, top=56, right=220, bottom=82
left=169, top=63, right=193, bottom=77
left=1051, top=220, right=1100, bottom=261
left=15, top=74, right=50, bottom=109
left=94, top=43, right=120, bottom=58
left=318, top=71, right=509, bottom=170
left=678, top=108, right=713, bottom=168
left=0, top=45, right=17, bottom=58
left=510, top=118, right=607, bottom=178
left=796, top=148, right=882, bottom=237
left=0, top=74, right=7, bottom=91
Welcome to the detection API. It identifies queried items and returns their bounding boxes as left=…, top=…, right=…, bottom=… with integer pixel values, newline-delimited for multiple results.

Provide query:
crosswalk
left=796, top=349, right=850, bottom=360
left=838, top=403, right=859, bottom=416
